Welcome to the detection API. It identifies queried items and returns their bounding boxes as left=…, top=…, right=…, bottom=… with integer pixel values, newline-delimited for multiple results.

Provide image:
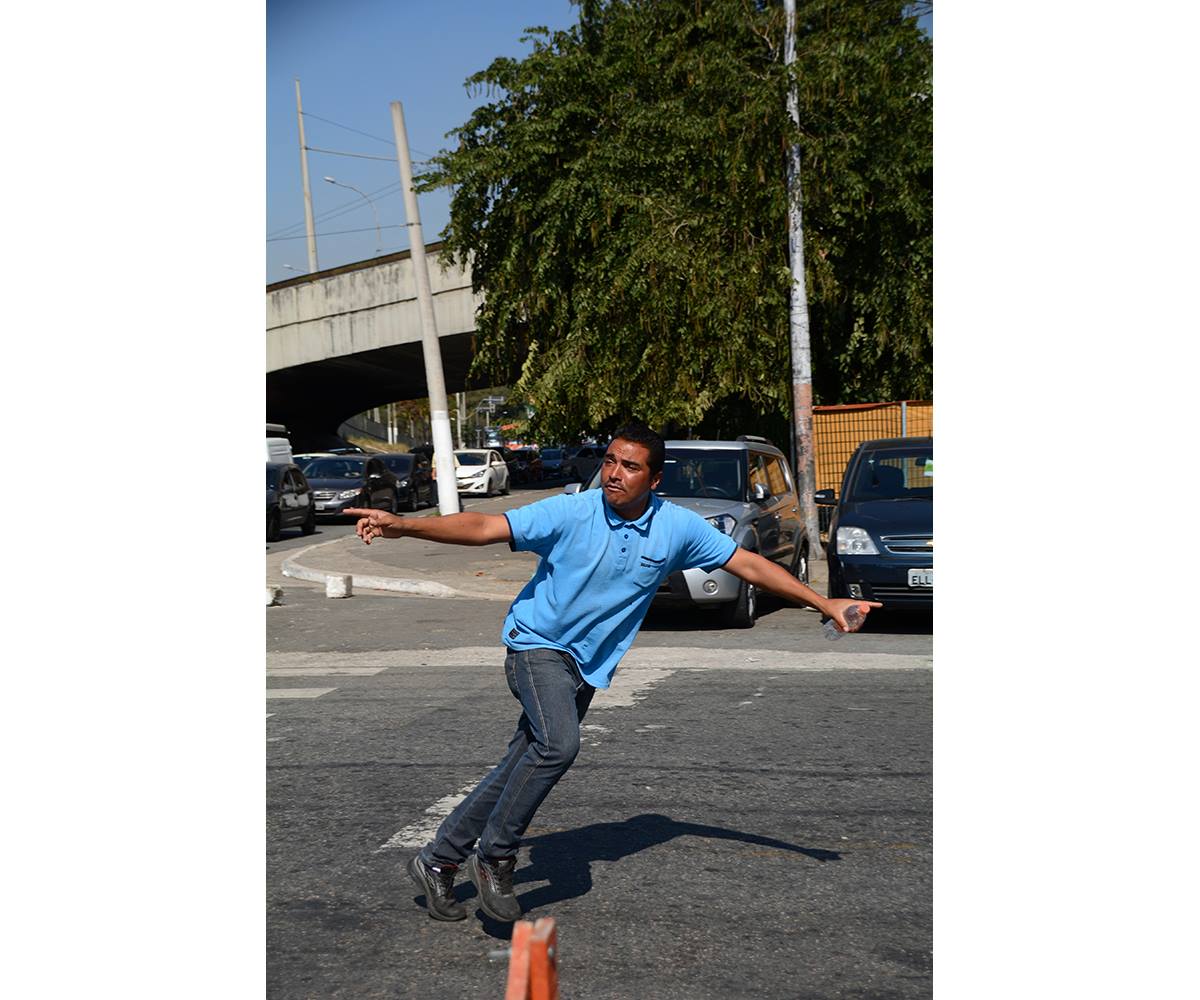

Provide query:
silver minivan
left=567, top=436, right=810, bottom=627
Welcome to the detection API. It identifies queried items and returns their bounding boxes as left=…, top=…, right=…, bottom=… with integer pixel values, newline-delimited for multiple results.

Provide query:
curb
left=280, top=536, right=509, bottom=601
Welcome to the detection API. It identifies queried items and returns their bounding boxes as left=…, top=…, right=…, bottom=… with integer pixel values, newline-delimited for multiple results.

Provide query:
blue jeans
left=422, top=647, right=595, bottom=866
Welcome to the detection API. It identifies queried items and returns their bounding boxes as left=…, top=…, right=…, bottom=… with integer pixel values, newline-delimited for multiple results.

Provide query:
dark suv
left=816, top=436, right=932, bottom=610
left=570, top=436, right=809, bottom=627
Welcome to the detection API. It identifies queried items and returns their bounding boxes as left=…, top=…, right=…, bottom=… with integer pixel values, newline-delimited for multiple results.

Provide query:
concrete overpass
left=266, top=243, right=505, bottom=448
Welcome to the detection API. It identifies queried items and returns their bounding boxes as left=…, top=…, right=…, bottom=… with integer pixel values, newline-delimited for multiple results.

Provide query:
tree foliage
left=420, top=0, right=931, bottom=441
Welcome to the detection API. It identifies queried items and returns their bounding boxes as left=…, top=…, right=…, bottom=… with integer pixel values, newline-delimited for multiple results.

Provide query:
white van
left=267, top=423, right=293, bottom=464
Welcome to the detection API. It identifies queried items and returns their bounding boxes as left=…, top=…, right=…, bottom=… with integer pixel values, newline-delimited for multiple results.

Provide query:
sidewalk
left=278, top=501, right=829, bottom=600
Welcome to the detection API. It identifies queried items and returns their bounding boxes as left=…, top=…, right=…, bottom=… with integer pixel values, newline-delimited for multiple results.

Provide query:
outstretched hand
left=343, top=507, right=404, bottom=545
left=825, top=598, right=883, bottom=633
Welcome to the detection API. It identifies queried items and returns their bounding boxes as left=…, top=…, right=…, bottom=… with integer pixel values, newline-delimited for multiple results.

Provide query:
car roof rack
left=736, top=434, right=774, bottom=446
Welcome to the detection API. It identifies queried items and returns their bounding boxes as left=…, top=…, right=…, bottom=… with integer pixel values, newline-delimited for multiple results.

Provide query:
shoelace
left=484, top=859, right=516, bottom=895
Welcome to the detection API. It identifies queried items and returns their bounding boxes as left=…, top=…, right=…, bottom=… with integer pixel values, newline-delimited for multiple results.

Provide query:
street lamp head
left=323, top=175, right=337, bottom=183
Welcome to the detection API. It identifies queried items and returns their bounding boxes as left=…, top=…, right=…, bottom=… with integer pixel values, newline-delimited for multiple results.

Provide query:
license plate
left=908, top=568, right=933, bottom=588
left=316, top=503, right=329, bottom=511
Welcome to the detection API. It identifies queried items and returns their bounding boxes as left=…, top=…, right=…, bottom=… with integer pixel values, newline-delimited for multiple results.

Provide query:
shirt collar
left=602, top=490, right=660, bottom=533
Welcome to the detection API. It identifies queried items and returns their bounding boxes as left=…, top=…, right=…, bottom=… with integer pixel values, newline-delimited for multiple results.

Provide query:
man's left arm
left=723, top=548, right=881, bottom=632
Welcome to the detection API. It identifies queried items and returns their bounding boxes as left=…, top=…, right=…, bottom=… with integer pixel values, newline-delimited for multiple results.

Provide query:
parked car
left=299, top=455, right=404, bottom=518
left=565, top=444, right=604, bottom=483
left=511, top=448, right=544, bottom=483
left=569, top=436, right=810, bottom=627
left=267, top=462, right=316, bottom=541
left=539, top=447, right=567, bottom=478
left=376, top=452, right=436, bottom=511
left=453, top=449, right=511, bottom=496
left=815, top=436, right=932, bottom=611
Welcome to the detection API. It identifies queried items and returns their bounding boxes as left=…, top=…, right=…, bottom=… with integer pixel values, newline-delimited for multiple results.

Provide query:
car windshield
left=847, top=447, right=934, bottom=502
left=382, top=455, right=413, bottom=472
left=541, top=449, right=562, bottom=460
left=266, top=467, right=281, bottom=489
left=653, top=449, right=746, bottom=500
left=455, top=452, right=486, bottom=466
left=301, top=458, right=366, bottom=479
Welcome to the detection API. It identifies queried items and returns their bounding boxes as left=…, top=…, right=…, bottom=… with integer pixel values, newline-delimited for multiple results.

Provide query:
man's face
left=600, top=438, right=661, bottom=513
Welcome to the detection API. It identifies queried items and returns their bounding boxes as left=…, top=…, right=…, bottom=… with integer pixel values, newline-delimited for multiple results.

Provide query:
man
left=345, top=422, right=878, bottom=924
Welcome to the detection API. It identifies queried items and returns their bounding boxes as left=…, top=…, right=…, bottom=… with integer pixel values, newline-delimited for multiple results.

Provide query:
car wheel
left=501, top=476, right=510, bottom=495
left=301, top=506, right=317, bottom=536
left=720, top=578, right=757, bottom=629
left=267, top=510, right=281, bottom=542
left=389, top=490, right=399, bottom=515
left=793, top=541, right=810, bottom=584
left=408, top=487, right=419, bottom=512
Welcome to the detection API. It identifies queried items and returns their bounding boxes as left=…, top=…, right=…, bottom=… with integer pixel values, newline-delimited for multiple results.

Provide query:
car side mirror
left=814, top=489, right=836, bottom=505
left=752, top=482, right=770, bottom=503
left=563, top=483, right=581, bottom=495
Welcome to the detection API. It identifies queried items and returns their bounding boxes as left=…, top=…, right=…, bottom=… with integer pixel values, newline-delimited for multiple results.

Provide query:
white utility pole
left=294, top=79, right=319, bottom=274
left=390, top=100, right=460, bottom=514
left=784, top=0, right=822, bottom=560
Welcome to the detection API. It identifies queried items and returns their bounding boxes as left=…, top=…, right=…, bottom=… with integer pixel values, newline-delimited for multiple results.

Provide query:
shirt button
left=621, top=547, right=626, bottom=552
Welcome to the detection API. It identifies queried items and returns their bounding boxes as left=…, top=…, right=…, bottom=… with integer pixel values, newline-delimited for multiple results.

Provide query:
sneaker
left=466, top=853, right=522, bottom=922
left=406, top=855, right=467, bottom=921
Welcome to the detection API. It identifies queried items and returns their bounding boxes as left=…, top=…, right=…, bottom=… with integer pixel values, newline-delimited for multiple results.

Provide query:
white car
left=454, top=449, right=511, bottom=496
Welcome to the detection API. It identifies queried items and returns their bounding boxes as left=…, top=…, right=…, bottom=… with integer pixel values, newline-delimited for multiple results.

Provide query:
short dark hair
left=609, top=421, right=665, bottom=475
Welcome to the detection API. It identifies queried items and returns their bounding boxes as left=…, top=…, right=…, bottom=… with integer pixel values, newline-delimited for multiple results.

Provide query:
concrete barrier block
left=266, top=586, right=283, bottom=606
left=326, top=574, right=353, bottom=598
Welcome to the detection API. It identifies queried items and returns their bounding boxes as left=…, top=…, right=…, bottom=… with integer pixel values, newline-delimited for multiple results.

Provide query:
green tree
left=421, top=0, right=930, bottom=441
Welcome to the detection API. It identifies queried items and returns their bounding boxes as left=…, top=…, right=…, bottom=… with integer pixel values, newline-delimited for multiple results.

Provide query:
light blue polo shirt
left=501, top=488, right=737, bottom=688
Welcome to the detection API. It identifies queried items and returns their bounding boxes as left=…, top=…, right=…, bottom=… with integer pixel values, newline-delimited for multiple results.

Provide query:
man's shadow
left=450, top=812, right=840, bottom=937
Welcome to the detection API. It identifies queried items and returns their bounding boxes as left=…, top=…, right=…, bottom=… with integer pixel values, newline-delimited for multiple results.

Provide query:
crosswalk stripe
left=266, top=667, right=387, bottom=677
left=266, top=688, right=337, bottom=699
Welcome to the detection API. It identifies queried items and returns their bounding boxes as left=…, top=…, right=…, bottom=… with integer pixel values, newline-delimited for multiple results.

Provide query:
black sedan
left=267, top=462, right=316, bottom=540
left=816, top=436, right=933, bottom=611
left=300, top=455, right=403, bottom=518
left=377, top=452, right=435, bottom=511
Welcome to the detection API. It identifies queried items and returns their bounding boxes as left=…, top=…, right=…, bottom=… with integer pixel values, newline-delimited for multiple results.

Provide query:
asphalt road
left=267, top=484, right=932, bottom=999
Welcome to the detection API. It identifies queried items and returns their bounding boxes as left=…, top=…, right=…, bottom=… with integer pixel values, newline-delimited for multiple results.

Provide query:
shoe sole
left=466, top=854, right=522, bottom=922
left=406, top=856, right=467, bottom=922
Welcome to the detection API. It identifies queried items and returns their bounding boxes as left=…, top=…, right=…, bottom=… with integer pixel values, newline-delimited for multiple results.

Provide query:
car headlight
left=398, top=479, right=410, bottom=488
left=466, top=468, right=488, bottom=478
left=336, top=488, right=361, bottom=500
left=836, top=525, right=879, bottom=555
left=705, top=514, right=737, bottom=535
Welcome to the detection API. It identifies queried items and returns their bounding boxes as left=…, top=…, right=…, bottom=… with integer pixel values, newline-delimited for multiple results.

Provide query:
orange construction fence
left=504, top=917, right=559, bottom=1000
left=813, top=400, right=932, bottom=494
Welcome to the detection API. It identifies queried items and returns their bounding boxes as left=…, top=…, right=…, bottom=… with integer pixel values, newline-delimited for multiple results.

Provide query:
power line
left=299, top=110, right=437, bottom=160
left=305, top=145, right=397, bottom=162
left=267, top=181, right=403, bottom=238
left=268, top=223, right=411, bottom=243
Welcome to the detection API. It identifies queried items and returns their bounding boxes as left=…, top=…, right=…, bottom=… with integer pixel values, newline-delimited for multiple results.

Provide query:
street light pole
left=323, top=176, right=383, bottom=253
left=293, top=79, right=319, bottom=273
left=390, top=99, right=460, bottom=515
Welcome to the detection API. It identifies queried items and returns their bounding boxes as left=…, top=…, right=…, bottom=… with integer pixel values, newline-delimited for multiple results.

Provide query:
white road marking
left=266, top=713, right=275, bottom=719
left=266, top=667, right=387, bottom=677
left=375, top=779, right=484, bottom=853
left=266, top=688, right=337, bottom=699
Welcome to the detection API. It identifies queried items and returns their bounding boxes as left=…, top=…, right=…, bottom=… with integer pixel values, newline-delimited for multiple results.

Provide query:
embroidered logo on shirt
left=508, top=628, right=519, bottom=639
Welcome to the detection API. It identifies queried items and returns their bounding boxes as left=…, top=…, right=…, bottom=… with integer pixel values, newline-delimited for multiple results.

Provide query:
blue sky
left=267, top=1, right=930, bottom=284
left=267, top=0, right=580, bottom=282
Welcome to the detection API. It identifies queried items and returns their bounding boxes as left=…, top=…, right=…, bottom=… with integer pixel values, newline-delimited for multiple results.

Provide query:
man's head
left=600, top=422, right=664, bottom=518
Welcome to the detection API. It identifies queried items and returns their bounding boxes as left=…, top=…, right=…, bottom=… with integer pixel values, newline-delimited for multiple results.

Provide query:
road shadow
left=449, top=812, right=839, bottom=936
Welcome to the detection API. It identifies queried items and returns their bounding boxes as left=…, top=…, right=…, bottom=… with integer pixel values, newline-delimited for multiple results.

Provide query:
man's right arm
left=343, top=508, right=512, bottom=547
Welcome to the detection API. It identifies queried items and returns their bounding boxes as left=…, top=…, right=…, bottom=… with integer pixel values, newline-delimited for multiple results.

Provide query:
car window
left=763, top=455, right=790, bottom=497
left=267, top=466, right=281, bottom=489
left=748, top=453, right=771, bottom=497
left=653, top=448, right=745, bottom=500
left=302, top=458, right=366, bottom=479
left=848, top=447, right=934, bottom=501
left=456, top=452, right=487, bottom=466
left=382, top=454, right=413, bottom=474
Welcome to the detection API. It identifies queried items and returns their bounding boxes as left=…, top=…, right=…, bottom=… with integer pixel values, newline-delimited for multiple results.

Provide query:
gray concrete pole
left=784, top=0, right=823, bottom=561
left=390, top=100, right=460, bottom=514
left=294, top=79, right=319, bottom=274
